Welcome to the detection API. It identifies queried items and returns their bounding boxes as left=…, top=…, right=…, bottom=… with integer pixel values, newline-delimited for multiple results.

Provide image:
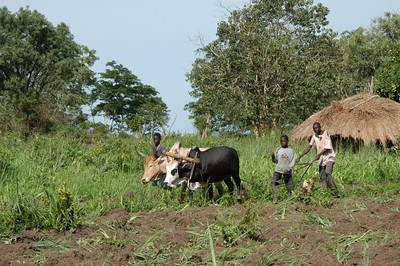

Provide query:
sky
left=3, top=0, right=400, bottom=134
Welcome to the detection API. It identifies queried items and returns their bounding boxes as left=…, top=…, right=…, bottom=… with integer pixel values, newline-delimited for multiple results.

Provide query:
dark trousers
left=152, top=176, right=166, bottom=187
left=319, top=161, right=338, bottom=194
left=271, top=171, right=294, bottom=192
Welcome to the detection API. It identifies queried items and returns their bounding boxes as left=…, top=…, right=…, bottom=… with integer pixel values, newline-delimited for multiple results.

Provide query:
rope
left=293, top=163, right=312, bottom=172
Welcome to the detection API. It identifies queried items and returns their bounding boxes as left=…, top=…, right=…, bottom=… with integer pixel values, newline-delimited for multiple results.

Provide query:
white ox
left=165, top=160, right=203, bottom=190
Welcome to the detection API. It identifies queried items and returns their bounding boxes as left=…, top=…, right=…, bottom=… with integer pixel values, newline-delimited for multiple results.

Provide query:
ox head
left=135, top=146, right=170, bottom=183
left=164, top=160, right=203, bottom=190
left=164, top=161, right=193, bottom=188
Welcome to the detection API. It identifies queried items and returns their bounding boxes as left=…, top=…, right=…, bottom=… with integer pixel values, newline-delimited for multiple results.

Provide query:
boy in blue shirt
left=271, top=135, right=296, bottom=203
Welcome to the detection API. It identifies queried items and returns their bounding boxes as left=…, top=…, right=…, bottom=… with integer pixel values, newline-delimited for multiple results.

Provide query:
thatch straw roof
left=291, top=93, right=400, bottom=147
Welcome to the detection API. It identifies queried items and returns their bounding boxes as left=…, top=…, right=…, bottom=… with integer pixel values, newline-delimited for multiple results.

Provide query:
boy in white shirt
left=271, top=135, right=296, bottom=204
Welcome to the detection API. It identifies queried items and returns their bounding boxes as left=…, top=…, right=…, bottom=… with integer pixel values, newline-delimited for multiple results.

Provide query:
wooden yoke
left=162, top=150, right=200, bottom=164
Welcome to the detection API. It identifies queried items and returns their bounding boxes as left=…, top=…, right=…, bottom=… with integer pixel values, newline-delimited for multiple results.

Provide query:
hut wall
left=332, top=136, right=362, bottom=153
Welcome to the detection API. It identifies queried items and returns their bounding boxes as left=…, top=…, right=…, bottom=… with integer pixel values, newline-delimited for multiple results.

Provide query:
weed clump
left=55, top=182, right=79, bottom=232
left=218, top=200, right=264, bottom=246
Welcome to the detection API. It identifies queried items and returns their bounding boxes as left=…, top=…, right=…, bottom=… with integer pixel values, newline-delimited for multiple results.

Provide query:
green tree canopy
left=91, top=61, right=169, bottom=134
left=335, top=12, right=400, bottom=102
left=375, top=41, right=400, bottom=102
left=320, top=12, right=400, bottom=101
left=373, top=13, right=400, bottom=102
left=0, top=6, right=97, bottom=134
left=335, top=28, right=389, bottom=96
left=186, top=0, right=338, bottom=136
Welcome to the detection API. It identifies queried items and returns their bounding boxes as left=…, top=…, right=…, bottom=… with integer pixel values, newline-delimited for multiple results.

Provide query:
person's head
left=313, top=122, right=322, bottom=135
left=153, top=133, right=161, bottom=146
left=280, top=135, right=289, bottom=148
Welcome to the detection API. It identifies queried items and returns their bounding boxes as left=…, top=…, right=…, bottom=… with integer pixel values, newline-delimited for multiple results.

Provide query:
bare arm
left=271, top=147, right=280, bottom=163
left=271, top=151, right=278, bottom=163
left=296, top=145, right=312, bottom=163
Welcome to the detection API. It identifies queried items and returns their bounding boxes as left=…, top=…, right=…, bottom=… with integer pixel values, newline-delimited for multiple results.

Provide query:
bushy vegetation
left=187, top=1, right=400, bottom=135
left=0, top=6, right=168, bottom=136
left=2, top=4, right=400, bottom=138
left=0, top=132, right=399, bottom=237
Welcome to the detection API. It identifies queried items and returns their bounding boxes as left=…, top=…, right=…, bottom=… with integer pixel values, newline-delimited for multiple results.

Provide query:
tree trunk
left=201, top=114, right=211, bottom=140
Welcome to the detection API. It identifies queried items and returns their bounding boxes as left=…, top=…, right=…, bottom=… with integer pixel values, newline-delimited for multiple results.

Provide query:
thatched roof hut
left=291, top=93, right=400, bottom=148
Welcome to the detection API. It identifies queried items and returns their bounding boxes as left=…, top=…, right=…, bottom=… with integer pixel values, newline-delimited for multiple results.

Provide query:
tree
left=91, top=61, right=169, bottom=134
left=373, top=12, right=400, bottom=42
left=186, top=0, right=338, bottom=136
left=373, top=13, right=400, bottom=102
left=375, top=42, right=400, bottom=102
left=335, top=12, right=400, bottom=98
left=335, top=28, right=388, bottom=96
left=0, top=6, right=97, bottom=134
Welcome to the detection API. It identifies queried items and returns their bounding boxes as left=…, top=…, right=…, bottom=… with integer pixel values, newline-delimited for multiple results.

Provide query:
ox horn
left=163, top=150, right=200, bottom=164
left=147, top=140, right=157, bottom=157
left=147, top=140, right=155, bottom=149
left=134, top=146, right=147, bottom=159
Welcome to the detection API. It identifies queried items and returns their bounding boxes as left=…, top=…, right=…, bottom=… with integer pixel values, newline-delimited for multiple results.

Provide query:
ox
left=164, top=146, right=242, bottom=203
left=135, top=141, right=228, bottom=201
left=135, top=141, right=206, bottom=184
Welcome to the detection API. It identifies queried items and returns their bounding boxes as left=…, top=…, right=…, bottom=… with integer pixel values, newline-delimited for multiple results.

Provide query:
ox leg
left=179, top=181, right=187, bottom=203
left=215, top=182, right=224, bottom=196
left=232, top=174, right=242, bottom=202
left=223, top=178, right=235, bottom=196
left=189, top=189, right=194, bottom=205
left=208, top=184, right=214, bottom=201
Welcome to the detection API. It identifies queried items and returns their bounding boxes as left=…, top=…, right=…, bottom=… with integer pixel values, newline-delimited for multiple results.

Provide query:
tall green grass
left=0, top=132, right=399, bottom=236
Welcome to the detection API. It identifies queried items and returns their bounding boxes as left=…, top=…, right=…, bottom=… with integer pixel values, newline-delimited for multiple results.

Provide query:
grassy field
left=0, top=132, right=399, bottom=264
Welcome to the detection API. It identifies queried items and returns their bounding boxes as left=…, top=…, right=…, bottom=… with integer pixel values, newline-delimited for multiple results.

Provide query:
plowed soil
left=1, top=193, right=399, bottom=265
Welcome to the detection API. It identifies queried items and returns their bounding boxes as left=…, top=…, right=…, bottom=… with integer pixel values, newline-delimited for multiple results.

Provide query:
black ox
left=164, top=146, right=242, bottom=203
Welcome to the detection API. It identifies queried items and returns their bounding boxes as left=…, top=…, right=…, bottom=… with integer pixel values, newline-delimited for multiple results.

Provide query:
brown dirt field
left=1, top=194, right=399, bottom=265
